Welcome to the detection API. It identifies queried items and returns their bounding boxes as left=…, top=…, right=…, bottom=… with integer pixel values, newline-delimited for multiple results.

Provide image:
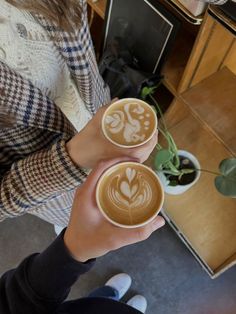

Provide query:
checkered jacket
left=0, top=1, right=110, bottom=222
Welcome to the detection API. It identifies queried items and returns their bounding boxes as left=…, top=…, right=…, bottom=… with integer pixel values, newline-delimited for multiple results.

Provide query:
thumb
left=115, top=216, right=165, bottom=248
left=101, top=98, right=119, bottom=112
left=111, top=97, right=119, bottom=103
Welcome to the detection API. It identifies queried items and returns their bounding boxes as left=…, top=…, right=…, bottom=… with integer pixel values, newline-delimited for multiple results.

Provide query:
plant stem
left=149, top=91, right=181, bottom=171
left=156, top=143, right=163, bottom=150
left=199, top=169, right=236, bottom=183
left=157, top=126, right=170, bottom=141
left=166, top=131, right=180, bottom=167
left=149, top=94, right=180, bottom=166
left=157, top=127, right=177, bottom=154
left=150, top=94, right=168, bottom=131
left=196, top=169, right=221, bottom=176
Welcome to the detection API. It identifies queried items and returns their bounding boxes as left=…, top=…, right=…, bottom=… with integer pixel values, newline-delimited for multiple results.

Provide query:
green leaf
left=163, top=169, right=180, bottom=176
left=140, top=86, right=157, bottom=100
left=154, top=149, right=174, bottom=170
left=215, top=158, right=236, bottom=198
left=219, top=158, right=236, bottom=176
left=166, top=161, right=181, bottom=175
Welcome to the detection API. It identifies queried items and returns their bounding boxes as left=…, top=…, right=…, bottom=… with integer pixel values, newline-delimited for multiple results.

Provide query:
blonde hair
left=6, top=0, right=82, bottom=32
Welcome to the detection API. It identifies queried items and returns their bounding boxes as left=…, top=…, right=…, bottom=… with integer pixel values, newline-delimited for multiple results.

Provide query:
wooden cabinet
left=87, top=0, right=107, bottom=19
left=177, top=8, right=236, bottom=93
left=162, top=4, right=236, bottom=95
left=87, top=1, right=236, bottom=97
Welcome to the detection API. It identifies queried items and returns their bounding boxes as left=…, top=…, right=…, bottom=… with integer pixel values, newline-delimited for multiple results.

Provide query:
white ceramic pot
left=157, top=150, right=201, bottom=195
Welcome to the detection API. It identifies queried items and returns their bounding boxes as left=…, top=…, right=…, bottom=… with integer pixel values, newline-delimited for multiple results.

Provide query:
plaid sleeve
left=0, top=140, right=87, bottom=221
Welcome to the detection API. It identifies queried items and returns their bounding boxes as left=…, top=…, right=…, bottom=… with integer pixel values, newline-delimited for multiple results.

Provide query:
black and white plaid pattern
left=0, top=62, right=89, bottom=221
left=0, top=0, right=110, bottom=224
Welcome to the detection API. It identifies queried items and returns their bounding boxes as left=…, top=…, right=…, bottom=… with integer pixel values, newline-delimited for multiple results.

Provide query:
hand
left=64, top=157, right=165, bottom=263
left=66, top=104, right=158, bottom=169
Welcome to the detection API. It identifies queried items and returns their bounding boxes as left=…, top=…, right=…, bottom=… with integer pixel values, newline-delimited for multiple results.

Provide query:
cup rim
left=102, top=98, right=158, bottom=148
left=96, top=161, right=164, bottom=229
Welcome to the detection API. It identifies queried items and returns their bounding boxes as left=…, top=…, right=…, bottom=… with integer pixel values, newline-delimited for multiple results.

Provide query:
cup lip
left=102, top=98, right=158, bottom=148
left=96, top=161, right=165, bottom=229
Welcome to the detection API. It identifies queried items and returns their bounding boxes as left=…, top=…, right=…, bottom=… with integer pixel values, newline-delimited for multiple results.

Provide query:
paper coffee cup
left=96, top=162, right=164, bottom=228
left=102, top=98, right=158, bottom=148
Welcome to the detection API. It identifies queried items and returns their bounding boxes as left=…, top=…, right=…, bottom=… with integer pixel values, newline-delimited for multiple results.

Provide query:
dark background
left=103, top=0, right=180, bottom=73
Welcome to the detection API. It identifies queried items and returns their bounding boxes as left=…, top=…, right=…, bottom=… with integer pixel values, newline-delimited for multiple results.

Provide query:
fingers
left=114, top=215, right=165, bottom=248
left=149, top=130, right=158, bottom=149
left=147, top=130, right=158, bottom=148
left=99, top=104, right=110, bottom=116
left=129, top=129, right=158, bottom=153
left=100, top=98, right=119, bottom=113
left=134, top=216, right=165, bottom=242
left=84, top=156, right=139, bottom=192
left=111, top=97, right=119, bottom=103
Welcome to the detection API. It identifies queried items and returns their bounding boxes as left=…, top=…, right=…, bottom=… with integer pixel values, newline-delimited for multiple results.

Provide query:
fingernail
left=123, top=156, right=140, bottom=163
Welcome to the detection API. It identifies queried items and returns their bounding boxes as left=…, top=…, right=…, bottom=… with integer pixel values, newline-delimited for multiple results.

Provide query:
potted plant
left=141, top=86, right=236, bottom=197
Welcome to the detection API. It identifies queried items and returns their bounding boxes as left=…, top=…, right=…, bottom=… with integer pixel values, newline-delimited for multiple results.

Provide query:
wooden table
left=158, top=68, right=236, bottom=278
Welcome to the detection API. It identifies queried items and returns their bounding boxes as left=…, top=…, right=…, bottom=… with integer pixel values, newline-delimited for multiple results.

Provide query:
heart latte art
left=108, top=167, right=152, bottom=209
left=103, top=99, right=157, bottom=147
left=96, top=163, right=164, bottom=227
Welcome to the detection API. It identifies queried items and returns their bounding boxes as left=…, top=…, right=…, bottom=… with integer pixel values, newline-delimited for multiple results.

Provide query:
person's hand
left=66, top=104, right=158, bottom=169
left=64, top=157, right=165, bottom=263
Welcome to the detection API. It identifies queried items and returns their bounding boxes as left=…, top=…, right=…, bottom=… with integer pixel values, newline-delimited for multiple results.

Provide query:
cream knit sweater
left=0, top=0, right=92, bottom=132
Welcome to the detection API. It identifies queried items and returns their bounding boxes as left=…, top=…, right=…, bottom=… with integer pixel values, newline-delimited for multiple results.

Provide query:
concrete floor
left=1, top=214, right=236, bottom=314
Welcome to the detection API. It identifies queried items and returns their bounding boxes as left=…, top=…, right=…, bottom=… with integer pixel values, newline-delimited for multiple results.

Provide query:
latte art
left=96, top=162, right=164, bottom=227
left=105, top=103, right=147, bottom=143
left=108, top=167, right=152, bottom=214
left=103, top=99, right=157, bottom=147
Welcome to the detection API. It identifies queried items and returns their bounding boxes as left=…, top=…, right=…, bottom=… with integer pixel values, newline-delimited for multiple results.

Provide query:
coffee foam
left=103, top=99, right=157, bottom=147
left=96, top=163, right=164, bottom=227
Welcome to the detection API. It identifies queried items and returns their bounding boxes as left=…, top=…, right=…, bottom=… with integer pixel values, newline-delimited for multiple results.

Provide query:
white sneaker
left=127, top=295, right=147, bottom=313
left=105, top=273, right=132, bottom=299
left=54, top=224, right=64, bottom=236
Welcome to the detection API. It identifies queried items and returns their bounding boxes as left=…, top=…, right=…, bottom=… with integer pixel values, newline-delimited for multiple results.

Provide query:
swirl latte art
left=96, top=162, right=164, bottom=227
left=103, top=99, right=157, bottom=147
left=109, top=167, right=152, bottom=210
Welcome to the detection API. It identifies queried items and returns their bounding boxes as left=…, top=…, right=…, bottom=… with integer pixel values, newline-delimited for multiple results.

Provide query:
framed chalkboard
left=102, top=0, right=180, bottom=74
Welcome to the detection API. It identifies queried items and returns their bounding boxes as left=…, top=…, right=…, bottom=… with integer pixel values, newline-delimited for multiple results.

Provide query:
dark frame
left=101, top=0, right=181, bottom=74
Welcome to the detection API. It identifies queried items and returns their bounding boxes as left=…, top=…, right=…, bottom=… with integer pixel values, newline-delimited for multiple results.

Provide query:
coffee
left=96, top=162, right=164, bottom=228
left=102, top=98, right=157, bottom=148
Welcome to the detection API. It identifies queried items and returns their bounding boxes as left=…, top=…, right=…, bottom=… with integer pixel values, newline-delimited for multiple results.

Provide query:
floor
left=1, top=214, right=236, bottom=314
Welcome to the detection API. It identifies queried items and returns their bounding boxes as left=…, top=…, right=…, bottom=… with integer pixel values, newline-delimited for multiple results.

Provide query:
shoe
left=127, top=295, right=147, bottom=313
left=54, top=224, right=64, bottom=236
left=105, top=273, right=132, bottom=299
